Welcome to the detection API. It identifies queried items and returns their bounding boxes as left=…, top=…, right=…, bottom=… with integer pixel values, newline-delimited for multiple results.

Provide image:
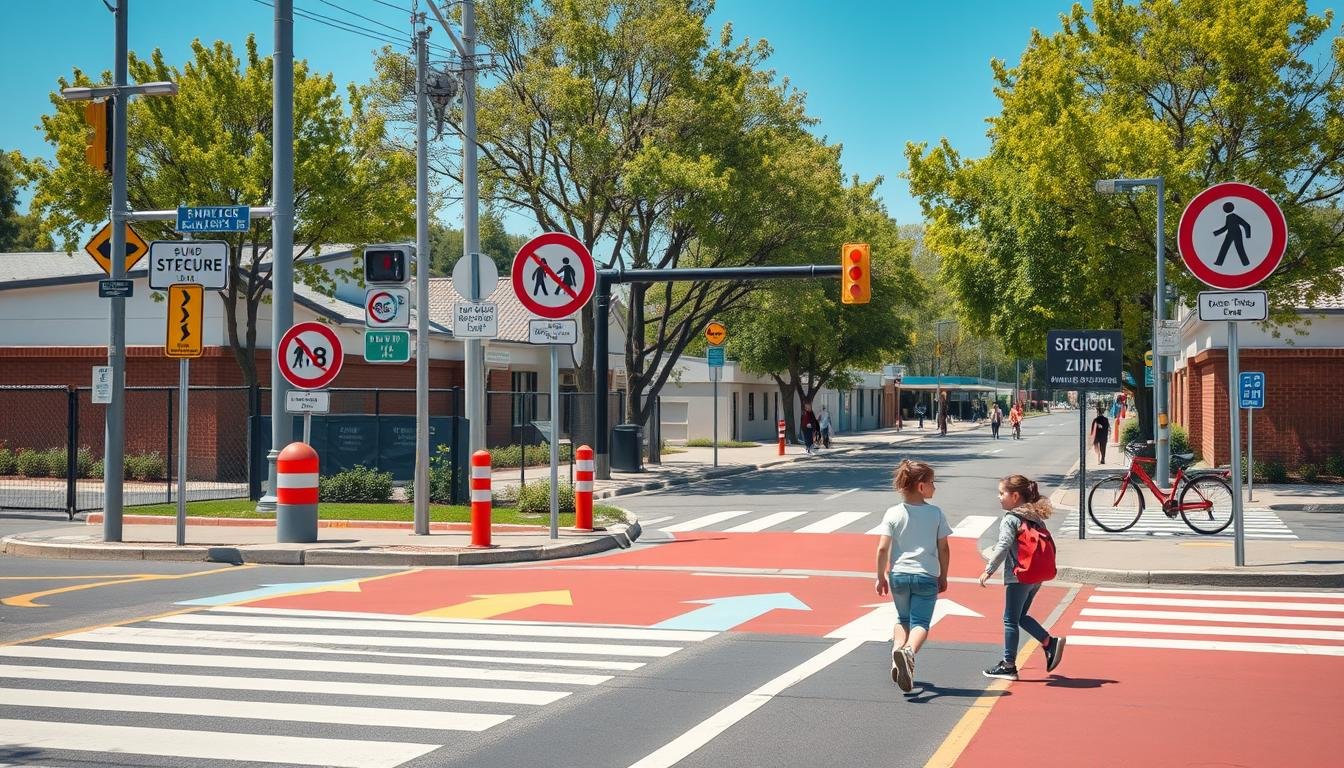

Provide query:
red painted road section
left=954, top=587, right=1344, bottom=767
left=246, top=532, right=1064, bottom=644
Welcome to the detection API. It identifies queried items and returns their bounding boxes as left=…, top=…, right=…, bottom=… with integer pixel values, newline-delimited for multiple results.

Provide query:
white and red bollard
left=575, top=444, right=594, bottom=531
left=276, top=442, right=319, bottom=543
left=470, top=449, right=492, bottom=547
left=777, top=419, right=786, bottom=455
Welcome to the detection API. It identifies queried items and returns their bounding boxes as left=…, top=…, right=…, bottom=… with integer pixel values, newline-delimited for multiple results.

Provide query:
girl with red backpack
left=978, top=474, right=1065, bottom=680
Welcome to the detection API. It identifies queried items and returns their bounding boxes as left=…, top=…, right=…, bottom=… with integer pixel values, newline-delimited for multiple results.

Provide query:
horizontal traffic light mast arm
left=601, top=264, right=842, bottom=284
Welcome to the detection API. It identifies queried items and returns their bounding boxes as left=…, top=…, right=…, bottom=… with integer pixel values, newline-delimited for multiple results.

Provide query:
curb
left=1268, top=504, right=1344, bottom=513
left=1055, top=565, right=1344, bottom=589
left=83, top=514, right=594, bottom=532
left=0, top=522, right=641, bottom=567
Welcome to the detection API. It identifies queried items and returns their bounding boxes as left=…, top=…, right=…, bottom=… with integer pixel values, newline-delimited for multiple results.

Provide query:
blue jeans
left=1003, top=582, right=1050, bottom=662
left=888, top=573, right=939, bottom=631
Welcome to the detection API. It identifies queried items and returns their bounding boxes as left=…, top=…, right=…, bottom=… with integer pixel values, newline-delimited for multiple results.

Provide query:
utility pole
left=461, top=0, right=484, bottom=455
left=413, top=19, right=431, bottom=535
left=104, top=0, right=130, bottom=541
left=260, top=0, right=295, bottom=512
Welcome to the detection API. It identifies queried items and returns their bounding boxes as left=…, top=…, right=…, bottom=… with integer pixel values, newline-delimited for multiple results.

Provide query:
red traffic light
left=841, top=243, right=870, bottom=304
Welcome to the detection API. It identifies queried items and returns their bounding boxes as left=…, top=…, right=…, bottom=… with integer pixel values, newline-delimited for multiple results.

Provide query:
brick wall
left=1177, top=347, right=1344, bottom=465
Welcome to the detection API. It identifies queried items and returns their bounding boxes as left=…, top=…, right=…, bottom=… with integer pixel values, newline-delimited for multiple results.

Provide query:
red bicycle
left=1087, top=441, right=1234, bottom=534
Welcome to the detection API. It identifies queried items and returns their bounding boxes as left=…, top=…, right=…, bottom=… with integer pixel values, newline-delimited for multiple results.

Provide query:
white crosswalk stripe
left=1058, top=508, right=1296, bottom=539
left=0, top=607, right=711, bottom=767
left=795, top=511, right=868, bottom=533
left=1065, top=587, right=1344, bottom=656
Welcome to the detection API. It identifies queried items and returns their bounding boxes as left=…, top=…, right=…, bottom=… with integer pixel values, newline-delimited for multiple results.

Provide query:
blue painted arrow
left=653, top=592, right=810, bottom=631
left=177, top=579, right=359, bottom=606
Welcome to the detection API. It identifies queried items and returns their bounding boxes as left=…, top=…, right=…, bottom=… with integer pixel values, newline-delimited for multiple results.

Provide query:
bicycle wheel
left=1179, top=476, right=1234, bottom=534
left=1087, top=476, right=1145, bottom=532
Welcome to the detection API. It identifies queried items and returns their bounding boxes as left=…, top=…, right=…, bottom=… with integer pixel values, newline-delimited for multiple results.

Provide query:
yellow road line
left=924, top=640, right=1041, bottom=768
left=2, top=565, right=254, bottom=608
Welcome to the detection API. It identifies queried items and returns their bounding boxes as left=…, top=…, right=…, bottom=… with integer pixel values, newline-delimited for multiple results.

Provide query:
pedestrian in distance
left=990, top=403, right=1003, bottom=439
left=915, top=401, right=927, bottom=429
left=1009, top=402, right=1023, bottom=439
left=1089, top=403, right=1110, bottom=465
left=818, top=406, right=832, bottom=449
left=875, top=459, right=952, bottom=693
left=800, top=400, right=820, bottom=455
left=979, top=474, right=1066, bottom=681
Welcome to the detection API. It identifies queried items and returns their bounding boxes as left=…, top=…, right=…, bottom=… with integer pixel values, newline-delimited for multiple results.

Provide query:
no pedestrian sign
left=511, top=232, right=595, bottom=320
left=1046, top=330, right=1122, bottom=388
left=278, top=321, right=344, bottom=389
left=1178, top=182, right=1286, bottom=290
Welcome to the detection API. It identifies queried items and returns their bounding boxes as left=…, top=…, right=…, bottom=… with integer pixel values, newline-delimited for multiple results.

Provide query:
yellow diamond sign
left=84, top=222, right=148, bottom=275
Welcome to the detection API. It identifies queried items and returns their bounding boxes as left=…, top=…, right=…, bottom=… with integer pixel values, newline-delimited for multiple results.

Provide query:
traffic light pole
left=592, top=264, right=842, bottom=479
left=413, top=21, right=431, bottom=535
left=103, top=0, right=130, bottom=542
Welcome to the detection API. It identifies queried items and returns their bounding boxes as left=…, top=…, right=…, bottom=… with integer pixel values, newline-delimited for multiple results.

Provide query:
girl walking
left=875, top=459, right=952, bottom=692
left=990, top=403, right=1003, bottom=439
left=979, top=474, right=1066, bottom=680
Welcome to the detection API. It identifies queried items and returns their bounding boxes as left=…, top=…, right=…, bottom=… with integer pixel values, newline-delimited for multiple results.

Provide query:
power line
left=314, top=0, right=407, bottom=38
left=249, top=0, right=403, bottom=48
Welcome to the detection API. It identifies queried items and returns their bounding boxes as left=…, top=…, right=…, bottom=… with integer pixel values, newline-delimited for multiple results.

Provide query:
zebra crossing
left=1057, top=507, right=1297, bottom=539
left=0, top=605, right=714, bottom=767
left=1065, top=587, right=1344, bottom=657
left=654, top=509, right=1000, bottom=538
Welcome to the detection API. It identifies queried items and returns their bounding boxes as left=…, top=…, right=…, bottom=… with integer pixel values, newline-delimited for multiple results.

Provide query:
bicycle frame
left=1119, top=456, right=1224, bottom=513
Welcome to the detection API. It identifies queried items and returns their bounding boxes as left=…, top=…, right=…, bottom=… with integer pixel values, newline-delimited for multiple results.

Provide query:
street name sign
left=1239, top=372, right=1265, bottom=409
left=84, top=222, right=148, bottom=275
left=528, top=318, right=577, bottom=345
left=149, top=240, right=230, bottom=290
left=285, top=390, right=331, bottom=414
left=706, top=346, right=725, bottom=368
left=177, top=205, right=250, bottom=233
left=364, top=287, right=410, bottom=328
left=1046, top=330, right=1122, bottom=388
left=98, top=279, right=133, bottom=298
left=279, top=321, right=344, bottom=388
left=92, top=366, right=112, bottom=404
left=1197, top=290, right=1268, bottom=322
left=454, top=302, right=498, bottom=338
left=1178, top=182, right=1286, bottom=290
left=164, top=284, right=204, bottom=359
left=363, top=329, right=411, bottom=364
left=452, top=252, right=499, bottom=302
left=511, top=232, right=595, bottom=319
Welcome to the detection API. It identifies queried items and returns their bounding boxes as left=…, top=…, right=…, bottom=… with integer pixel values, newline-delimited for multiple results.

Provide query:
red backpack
left=1010, top=513, right=1057, bottom=583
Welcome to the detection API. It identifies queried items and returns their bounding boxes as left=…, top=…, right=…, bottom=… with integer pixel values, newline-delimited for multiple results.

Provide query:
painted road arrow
left=417, top=590, right=574, bottom=619
left=177, top=579, right=365, bottom=606
left=652, top=592, right=811, bottom=631
left=824, top=599, right=982, bottom=641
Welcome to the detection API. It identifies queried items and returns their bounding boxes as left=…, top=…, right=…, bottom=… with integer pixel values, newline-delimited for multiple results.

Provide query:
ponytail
left=893, top=459, right=935, bottom=493
left=1001, top=474, right=1041, bottom=504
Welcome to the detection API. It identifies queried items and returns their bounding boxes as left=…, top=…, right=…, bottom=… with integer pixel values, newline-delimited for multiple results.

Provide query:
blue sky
left=2, top=1, right=1334, bottom=230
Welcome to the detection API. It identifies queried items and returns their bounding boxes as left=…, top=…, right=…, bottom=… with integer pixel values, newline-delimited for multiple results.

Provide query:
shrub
left=319, top=465, right=393, bottom=503
left=523, top=443, right=572, bottom=466
left=1263, top=460, right=1289, bottom=484
left=16, top=449, right=48, bottom=478
left=0, top=448, right=15, bottom=475
left=511, top=479, right=575, bottom=514
left=686, top=438, right=756, bottom=448
left=89, top=459, right=104, bottom=480
left=1299, top=463, right=1321, bottom=483
left=44, top=448, right=69, bottom=479
left=406, top=446, right=455, bottom=504
left=77, top=448, right=96, bottom=478
left=488, top=443, right=573, bottom=469
left=126, top=453, right=166, bottom=482
left=1118, top=420, right=1195, bottom=462
left=1324, top=454, right=1344, bottom=478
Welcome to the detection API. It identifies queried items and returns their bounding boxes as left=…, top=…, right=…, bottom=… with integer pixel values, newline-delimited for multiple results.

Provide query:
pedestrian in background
left=979, top=474, right=1066, bottom=681
left=874, top=459, right=952, bottom=693
left=800, top=400, right=820, bottom=455
left=1009, top=402, right=1023, bottom=439
left=1090, top=403, right=1110, bottom=465
left=818, top=406, right=832, bottom=449
left=915, top=401, right=927, bottom=429
left=990, top=403, right=1003, bottom=439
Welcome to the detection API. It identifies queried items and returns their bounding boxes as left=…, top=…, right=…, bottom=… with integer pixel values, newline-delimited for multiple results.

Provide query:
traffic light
left=841, top=243, right=870, bottom=304
left=84, top=98, right=113, bottom=173
left=363, top=245, right=411, bottom=284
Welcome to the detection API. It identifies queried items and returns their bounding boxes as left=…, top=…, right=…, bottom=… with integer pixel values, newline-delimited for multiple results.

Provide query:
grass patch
left=126, top=498, right=628, bottom=527
left=684, top=438, right=759, bottom=448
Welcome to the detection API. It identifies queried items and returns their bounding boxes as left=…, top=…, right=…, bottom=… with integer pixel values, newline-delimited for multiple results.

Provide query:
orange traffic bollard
left=777, top=419, right=786, bottom=455
left=276, top=442, right=319, bottom=543
left=575, top=444, right=594, bottom=531
left=470, top=450, right=492, bottom=547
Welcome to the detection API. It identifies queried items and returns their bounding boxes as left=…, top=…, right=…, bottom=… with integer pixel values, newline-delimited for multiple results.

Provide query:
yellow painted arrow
left=417, top=590, right=573, bottom=620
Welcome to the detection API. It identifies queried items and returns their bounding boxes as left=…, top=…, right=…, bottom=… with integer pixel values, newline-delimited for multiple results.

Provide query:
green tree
left=427, top=212, right=531, bottom=277
left=28, top=37, right=414, bottom=389
left=906, top=0, right=1344, bottom=439
left=0, top=151, right=47, bottom=251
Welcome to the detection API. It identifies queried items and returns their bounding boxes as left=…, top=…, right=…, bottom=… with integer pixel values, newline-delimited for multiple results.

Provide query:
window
left=512, top=371, right=538, bottom=427
left=774, top=393, right=779, bottom=422
left=748, top=392, right=755, bottom=421
left=858, top=389, right=865, bottom=418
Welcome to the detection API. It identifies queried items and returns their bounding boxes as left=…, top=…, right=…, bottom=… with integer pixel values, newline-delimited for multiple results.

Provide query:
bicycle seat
left=1174, top=452, right=1194, bottom=460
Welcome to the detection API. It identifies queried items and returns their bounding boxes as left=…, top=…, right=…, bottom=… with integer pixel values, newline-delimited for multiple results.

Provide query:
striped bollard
left=575, top=444, right=594, bottom=531
left=777, top=419, right=786, bottom=455
left=276, top=442, right=319, bottom=543
left=470, top=450, right=492, bottom=547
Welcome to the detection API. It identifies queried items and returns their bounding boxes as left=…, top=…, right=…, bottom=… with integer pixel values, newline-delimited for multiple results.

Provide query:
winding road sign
left=511, top=232, right=595, bottom=319
left=1178, top=182, right=1286, bottom=290
left=278, top=321, right=343, bottom=390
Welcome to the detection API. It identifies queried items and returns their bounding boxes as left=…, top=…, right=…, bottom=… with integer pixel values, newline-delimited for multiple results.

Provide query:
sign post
left=165, top=284, right=204, bottom=546
left=1180, top=182, right=1286, bottom=567
left=513, top=233, right=595, bottom=539
left=707, top=343, right=726, bottom=467
left=1047, top=329, right=1124, bottom=540
left=1239, top=372, right=1265, bottom=502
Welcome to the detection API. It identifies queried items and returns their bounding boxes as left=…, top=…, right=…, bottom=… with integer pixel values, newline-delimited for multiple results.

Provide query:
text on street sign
left=1197, top=290, right=1268, bottom=322
left=454, top=302, right=498, bottom=338
left=149, top=240, right=230, bottom=290
left=1046, top=330, right=1122, bottom=388
left=176, top=205, right=250, bottom=233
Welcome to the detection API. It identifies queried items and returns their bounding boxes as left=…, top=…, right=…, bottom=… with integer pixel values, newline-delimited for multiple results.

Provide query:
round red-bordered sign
left=511, top=232, right=595, bottom=320
left=1178, top=182, right=1286, bottom=290
left=278, top=321, right=344, bottom=390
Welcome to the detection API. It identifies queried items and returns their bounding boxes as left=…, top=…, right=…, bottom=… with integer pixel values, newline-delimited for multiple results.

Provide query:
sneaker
left=1045, top=636, right=1066, bottom=672
left=983, top=660, right=1018, bottom=680
left=892, top=646, right=914, bottom=692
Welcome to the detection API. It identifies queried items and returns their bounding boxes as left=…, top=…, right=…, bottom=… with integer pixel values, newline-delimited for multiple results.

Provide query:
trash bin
left=610, top=424, right=643, bottom=472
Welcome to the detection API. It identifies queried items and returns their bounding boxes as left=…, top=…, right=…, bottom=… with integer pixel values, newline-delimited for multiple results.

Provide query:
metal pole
left=176, top=358, right=189, bottom=546
left=413, top=23, right=431, bottom=536
left=1154, top=177, right=1170, bottom=487
left=462, top=0, right=486, bottom=457
left=549, top=344, right=559, bottom=540
left=1078, top=389, right=1086, bottom=540
left=261, top=0, right=295, bottom=513
left=1247, top=407, right=1255, bottom=502
left=103, top=0, right=130, bottom=542
left=1229, top=322, right=1245, bottom=566
left=712, top=375, right=718, bottom=467
left=594, top=273, right=611, bottom=479
left=303, top=412, right=311, bottom=445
